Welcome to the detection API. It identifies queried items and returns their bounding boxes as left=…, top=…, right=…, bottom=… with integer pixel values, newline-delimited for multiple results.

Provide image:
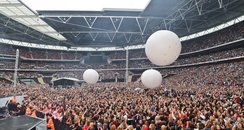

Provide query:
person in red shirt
left=234, top=95, right=241, bottom=104
left=82, top=120, right=91, bottom=130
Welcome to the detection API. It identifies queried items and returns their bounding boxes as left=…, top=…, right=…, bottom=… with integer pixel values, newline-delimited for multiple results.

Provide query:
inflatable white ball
left=145, top=30, right=181, bottom=66
left=83, top=69, right=99, bottom=84
left=141, top=69, right=162, bottom=89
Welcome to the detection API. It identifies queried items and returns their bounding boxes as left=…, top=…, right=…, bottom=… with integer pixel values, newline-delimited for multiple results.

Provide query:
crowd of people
left=0, top=83, right=17, bottom=98
left=1, top=46, right=242, bottom=72
left=0, top=46, right=243, bottom=82
left=0, top=17, right=243, bottom=130
left=0, top=75, right=243, bottom=130
left=160, top=61, right=244, bottom=87
left=128, top=47, right=243, bottom=68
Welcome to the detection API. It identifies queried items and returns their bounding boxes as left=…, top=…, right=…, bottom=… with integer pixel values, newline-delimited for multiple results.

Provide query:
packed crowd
left=0, top=10, right=244, bottom=130
left=161, top=61, right=244, bottom=87
left=1, top=76, right=243, bottom=130
left=1, top=46, right=241, bottom=71
left=0, top=47, right=243, bottom=81
left=0, top=59, right=243, bottom=129
left=128, top=47, right=244, bottom=68
left=0, top=83, right=16, bottom=97
left=0, top=30, right=243, bottom=80
left=180, top=21, right=244, bottom=53
left=2, top=59, right=243, bottom=87
left=0, top=60, right=15, bottom=69
left=56, top=70, right=125, bottom=81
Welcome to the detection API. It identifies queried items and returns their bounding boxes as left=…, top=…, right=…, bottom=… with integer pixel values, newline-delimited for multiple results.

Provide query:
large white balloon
left=145, top=30, right=182, bottom=66
left=83, top=69, right=99, bottom=84
left=141, top=69, right=162, bottom=89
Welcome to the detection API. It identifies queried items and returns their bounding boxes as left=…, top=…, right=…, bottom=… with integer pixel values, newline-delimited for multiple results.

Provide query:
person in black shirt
left=16, top=104, right=26, bottom=115
left=7, top=100, right=17, bottom=115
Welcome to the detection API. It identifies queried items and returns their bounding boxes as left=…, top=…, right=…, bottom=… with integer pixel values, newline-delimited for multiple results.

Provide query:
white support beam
left=28, top=24, right=49, bottom=27
left=8, top=15, right=37, bottom=18
left=142, top=18, right=149, bottom=34
left=24, top=27, right=29, bottom=34
left=125, top=47, right=129, bottom=84
left=110, top=17, right=117, bottom=31
left=58, top=16, right=72, bottom=23
left=123, top=33, right=132, bottom=43
left=39, top=14, right=164, bottom=19
left=89, top=32, right=98, bottom=41
left=115, top=17, right=123, bottom=32
left=84, top=17, right=97, bottom=28
left=136, top=18, right=143, bottom=34
left=71, top=33, right=80, bottom=37
left=217, top=0, right=223, bottom=8
left=59, top=31, right=141, bottom=34
left=13, top=49, right=19, bottom=88
left=136, top=18, right=149, bottom=35
left=39, top=34, right=44, bottom=40
left=140, top=35, right=146, bottom=43
left=184, top=20, right=192, bottom=32
left=0, top=3, right=23, bottom=7
left=163, top=19, right=168, bottom=30
left=4, top=18, right=11, bottom=26
left=178, top=9, right=185, bottom=19
left=106, top=33, right=116, bottom=42
left=195, top=0, right=203, bottom=15
left=110, top=17, right=124, bottom=31
left=168, top=23, right=172, bottom=30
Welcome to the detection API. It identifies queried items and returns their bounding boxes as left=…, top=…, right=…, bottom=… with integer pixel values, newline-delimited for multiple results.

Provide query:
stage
left=0, top=115, right=46, bottom=130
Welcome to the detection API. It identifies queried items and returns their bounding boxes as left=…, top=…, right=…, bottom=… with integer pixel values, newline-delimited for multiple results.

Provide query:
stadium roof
left=21, top=0, right=150, bottom=12
left=0, top=0, right=244, bottom=50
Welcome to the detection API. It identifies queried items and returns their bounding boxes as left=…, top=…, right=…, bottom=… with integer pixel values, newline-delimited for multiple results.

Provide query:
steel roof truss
left=88, top=32, right=98, bottom=41
left=195, top=0, right=203, bottom=15
left=184, top=20, right=192, bottom=32
left=123, top=33, right=132, bottom=43
left=84, top=17, right=97, bottom=28
left=58, top=17, right=71, bottom=23
left=218, top=0, right=223, bottom=8
left=71, top=33, right=80, bottom=37
left=106, top=32, right=116, bottom=42
left=136, top=17, right=149, bottom=35
left=110, top=17, right=124, bottom=31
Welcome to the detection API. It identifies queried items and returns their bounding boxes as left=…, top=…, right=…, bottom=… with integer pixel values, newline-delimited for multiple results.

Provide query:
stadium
left=0, top=0, right=243, bottom=129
